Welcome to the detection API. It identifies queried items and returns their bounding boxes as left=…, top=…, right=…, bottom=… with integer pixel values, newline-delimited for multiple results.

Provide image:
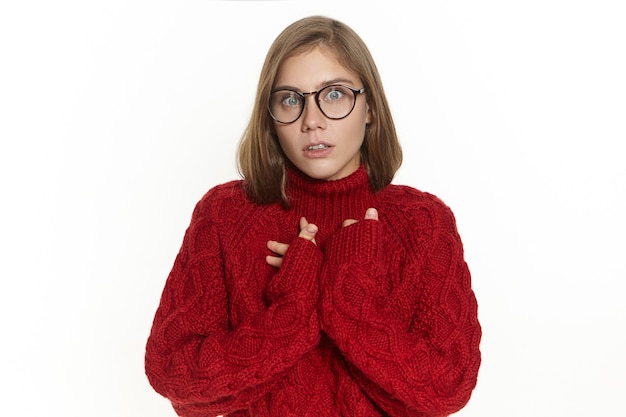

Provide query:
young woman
left=145, top=15, right=481, bottom=417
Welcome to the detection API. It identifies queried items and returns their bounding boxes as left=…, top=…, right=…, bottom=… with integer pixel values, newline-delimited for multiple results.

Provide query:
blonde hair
left=237, top=15, right=402, bottom=205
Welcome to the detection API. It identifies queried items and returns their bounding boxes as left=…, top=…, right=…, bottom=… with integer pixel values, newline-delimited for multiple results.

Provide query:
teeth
left=308, top=144, right=328, bottom=150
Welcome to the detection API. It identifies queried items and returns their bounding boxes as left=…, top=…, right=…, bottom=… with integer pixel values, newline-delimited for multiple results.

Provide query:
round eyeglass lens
left=318, top=85, right=356, bottom=119
left=269, top=90, right=303, bottom=124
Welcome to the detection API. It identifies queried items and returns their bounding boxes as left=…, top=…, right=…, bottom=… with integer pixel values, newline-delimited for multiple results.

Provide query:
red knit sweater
left=145, top=166, right=481, bottom=417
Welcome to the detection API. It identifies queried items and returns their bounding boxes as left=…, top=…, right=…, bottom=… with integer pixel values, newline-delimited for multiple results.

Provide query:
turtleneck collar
left=284, top=165, right=374, bottom=243
left=286, top=165, right=370, bottom=200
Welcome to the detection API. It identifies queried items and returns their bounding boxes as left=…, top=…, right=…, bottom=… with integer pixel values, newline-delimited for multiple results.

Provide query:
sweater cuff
left=265, top=237, right=322, bottom=303
left=325, top=219, right=381, bottom=271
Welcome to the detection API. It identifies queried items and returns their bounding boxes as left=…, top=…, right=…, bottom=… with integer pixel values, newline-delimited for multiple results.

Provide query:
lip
left=303, top=142, right=333, bottom=158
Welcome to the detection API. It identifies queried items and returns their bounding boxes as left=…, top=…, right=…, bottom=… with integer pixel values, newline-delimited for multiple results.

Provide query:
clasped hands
left=266, top=208, right=378, bottom=268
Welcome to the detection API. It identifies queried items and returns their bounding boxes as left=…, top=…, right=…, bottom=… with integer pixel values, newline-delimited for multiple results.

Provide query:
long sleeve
left=319, top=193, right=481, bottom=417
left=145, top=188, right=323, bottom=416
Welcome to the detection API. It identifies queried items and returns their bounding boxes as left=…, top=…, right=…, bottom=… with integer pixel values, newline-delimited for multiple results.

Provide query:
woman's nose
left=300, top=94, right=326, bottom=131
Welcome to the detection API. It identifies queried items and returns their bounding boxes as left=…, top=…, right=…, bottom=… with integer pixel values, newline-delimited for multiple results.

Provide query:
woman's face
left=272, top=47, right=371, bottom=181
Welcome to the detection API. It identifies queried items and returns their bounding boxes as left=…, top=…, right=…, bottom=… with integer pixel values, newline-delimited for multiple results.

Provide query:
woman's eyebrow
left=273, top=77, right=357, bottom=92
left=316, top=78, right=356, bottom=88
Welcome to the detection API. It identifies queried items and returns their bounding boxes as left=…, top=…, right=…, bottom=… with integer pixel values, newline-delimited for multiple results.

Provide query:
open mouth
left=307, top=144, right=330, bottom=151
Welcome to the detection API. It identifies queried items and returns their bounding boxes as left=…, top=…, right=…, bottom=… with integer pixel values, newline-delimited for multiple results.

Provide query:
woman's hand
left=266, top=217, right=318, bottom=268
left=342, top=208, right=378, bottom=227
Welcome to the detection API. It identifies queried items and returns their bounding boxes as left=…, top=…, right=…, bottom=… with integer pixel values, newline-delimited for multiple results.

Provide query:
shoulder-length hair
left=237, top=15, right=402, bottom=206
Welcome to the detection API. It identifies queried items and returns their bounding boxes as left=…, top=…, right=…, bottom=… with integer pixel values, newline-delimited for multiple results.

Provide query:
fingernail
left=306, top=224, right=318, bottom=234
left=365, top=208, right=377, bottom=219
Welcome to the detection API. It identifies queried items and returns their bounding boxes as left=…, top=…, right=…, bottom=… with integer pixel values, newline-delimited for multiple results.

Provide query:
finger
left=364, top=207, right=378, bottom=221
left=298, top=217, right=318, bottom=242
left=342, top=219, right=358, bottom=227
left=343, top=208, right=378, bottom=227
left=266, top=255, right=283, bottom=268
left=267, top=240, right=289, bottom=256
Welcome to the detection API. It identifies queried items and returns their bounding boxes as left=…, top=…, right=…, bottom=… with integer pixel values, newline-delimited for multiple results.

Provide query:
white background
left=1, top=1, right=625, bottom=416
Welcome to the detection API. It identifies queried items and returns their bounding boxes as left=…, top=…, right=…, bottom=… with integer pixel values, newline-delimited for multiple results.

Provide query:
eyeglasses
left=268, top=84, right=366, bottom=124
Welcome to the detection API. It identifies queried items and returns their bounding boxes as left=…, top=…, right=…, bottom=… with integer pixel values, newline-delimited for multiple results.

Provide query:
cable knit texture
left=145, top=166, right=481, bottom=417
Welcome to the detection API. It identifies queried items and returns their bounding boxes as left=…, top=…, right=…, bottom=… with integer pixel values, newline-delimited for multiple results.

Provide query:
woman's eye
left=324, top=88, right=345, bottom=101
left=282, top=94, right=301, bottom=107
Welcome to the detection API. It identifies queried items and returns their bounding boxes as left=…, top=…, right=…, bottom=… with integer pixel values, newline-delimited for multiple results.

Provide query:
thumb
left=364, top=208, right=378, bottom=221
left=299, top=217, right=318, bottom=242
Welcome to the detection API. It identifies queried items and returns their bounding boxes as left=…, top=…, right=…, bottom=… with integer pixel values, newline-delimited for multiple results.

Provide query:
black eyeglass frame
left=268, top=84, right=366, bottom=124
